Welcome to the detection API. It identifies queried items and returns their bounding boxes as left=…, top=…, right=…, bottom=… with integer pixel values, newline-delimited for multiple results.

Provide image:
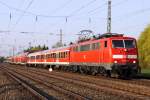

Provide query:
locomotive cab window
left=112, top=40, right=135, bottom=48
left=124, top=40, right=135, bottom=48
left=112, top=40, right=124, bottom=48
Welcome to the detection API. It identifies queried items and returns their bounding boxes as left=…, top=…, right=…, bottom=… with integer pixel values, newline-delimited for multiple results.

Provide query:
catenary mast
left=107, top=0, right=112, bottom=33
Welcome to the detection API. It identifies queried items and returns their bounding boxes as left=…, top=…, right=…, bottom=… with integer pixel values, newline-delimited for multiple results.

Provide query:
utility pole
left=60, top=29, right=63, bottom=45
left=29, top=42, right=31, bottom=48
left=107, top=0, right=112, bottom=33
left=12, top=46, right=15, bottom=56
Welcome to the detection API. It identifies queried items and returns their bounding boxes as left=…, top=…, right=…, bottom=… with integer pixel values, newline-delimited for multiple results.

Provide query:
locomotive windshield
left=124, top=40, right=135, bottom=48
left=112, top=40, right=135, bottom=48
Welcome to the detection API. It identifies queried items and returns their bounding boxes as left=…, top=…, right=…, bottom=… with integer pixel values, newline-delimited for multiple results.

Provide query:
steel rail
left=0, top=67, right=56, bottom=100
left=2, top=66, right=90, bottom=100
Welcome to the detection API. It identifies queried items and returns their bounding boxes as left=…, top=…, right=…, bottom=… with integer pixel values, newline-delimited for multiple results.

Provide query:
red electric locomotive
left=69, top=33, right=140, bottom=77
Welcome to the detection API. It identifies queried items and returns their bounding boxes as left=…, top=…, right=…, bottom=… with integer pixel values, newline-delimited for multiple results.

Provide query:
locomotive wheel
left=64, top=66, right=68, bottom=71
left=106, top=70, right=111, bottom=77
left=92, top=71, right=97, bottom=76
left=91, top=67, right=98, bottom=76
left=111, top=69, right=119, bottom=78
left=99, top=67, right=106, bottom=76
left=73, top=66, right=78, bottom=72
left=79, top=66, right=84, bottom=74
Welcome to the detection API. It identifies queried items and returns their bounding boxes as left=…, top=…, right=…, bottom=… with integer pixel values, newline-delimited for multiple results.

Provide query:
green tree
left=0, top=57, right=5, bottom=63
left=24, top=45, right=49, bottom=53
left=138, top=25, right=150, bottom=68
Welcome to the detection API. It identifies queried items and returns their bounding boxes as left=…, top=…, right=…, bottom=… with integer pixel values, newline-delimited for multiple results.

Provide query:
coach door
left=100, top=40, right=107, bottom=63
left=56, top=52, right=59, bottom=64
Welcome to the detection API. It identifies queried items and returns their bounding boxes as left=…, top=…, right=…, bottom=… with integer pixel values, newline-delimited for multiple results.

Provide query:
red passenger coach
left=8, top=53, right=28, bottom=65
left=27, top=47, right=70, bottom=68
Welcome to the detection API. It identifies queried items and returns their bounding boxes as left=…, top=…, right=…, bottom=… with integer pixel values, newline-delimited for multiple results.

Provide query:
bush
left=138, top=25, right=150, bottom=68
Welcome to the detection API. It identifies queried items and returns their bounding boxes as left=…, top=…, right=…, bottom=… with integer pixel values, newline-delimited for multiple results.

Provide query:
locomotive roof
left=70, top=33, right=135, bottom=46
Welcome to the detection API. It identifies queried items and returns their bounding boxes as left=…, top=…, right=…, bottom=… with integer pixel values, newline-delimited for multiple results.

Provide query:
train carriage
left=7, top=33, right=140, bottom=78
left=27, top=47, right=70, bottom=68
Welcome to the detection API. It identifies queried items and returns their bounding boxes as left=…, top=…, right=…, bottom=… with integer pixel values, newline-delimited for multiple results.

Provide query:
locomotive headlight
left=127, top=55, right=137, bottom=59
left=133, top=61, right=136, bottom=63
left=113, top=55, right=123, bottom=59
left=114, top=61, right=118, bottom=63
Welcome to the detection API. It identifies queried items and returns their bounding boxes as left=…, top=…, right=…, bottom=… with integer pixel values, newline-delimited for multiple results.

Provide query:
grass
left=141, top=68, right=150, bottom=78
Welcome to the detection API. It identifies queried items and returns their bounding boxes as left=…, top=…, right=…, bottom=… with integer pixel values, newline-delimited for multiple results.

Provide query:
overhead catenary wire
left=42, top=0, right=98, bottom=30
left=49, top=0, right=74, bottom=14
left=113, top=7, right=150, bottom=23
left=88, top=0, right=129, bottom=16
left=68, top=0, right=97, bottom=17
left=13, top=0, right=34, bottom=30
left=0, top=1, right=67, bottom=18
left=87, top=2, right=107, bottom=14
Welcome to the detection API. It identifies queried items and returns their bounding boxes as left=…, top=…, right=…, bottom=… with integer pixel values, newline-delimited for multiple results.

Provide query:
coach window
left=36, top=55, right=39, bottom=59
left=64, top=52, right=66, bottom=58
left=59, top=52, right=61, bottom=58
left=104, top=41, right=107, bottom=48
left=52, top=54, right=54, bottom=58
left=54, top=53, right=56, bottom=58
left=61, top=52, right=63, bottom=58
left=63, top=52, right=65, bottom=58
left=62, top=52, right=65, bottom=58
left=41, top=55, right=43, bottom=59
left=66, top=52, right=68, bottom=57
left=57, top=53, right=59, bottom=58
left=60, top=52, right=61, bottom=58
left=60, top=52, right=62, bottom=58
left=31, top=56, right=35, bottom=59
left=59, top=53, right=60, bottom=58
left=39, top=55, right=41, bottom=59
left=51, top=54, right=52, bottom=58
left=48, top=54, right=52, bottom=58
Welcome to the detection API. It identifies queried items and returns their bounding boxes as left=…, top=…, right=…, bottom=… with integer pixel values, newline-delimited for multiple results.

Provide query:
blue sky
left=0, top=0, right=150, bottom=56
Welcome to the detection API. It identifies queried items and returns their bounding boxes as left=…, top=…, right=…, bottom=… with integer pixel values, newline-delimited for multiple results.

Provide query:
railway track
left=4, top=64, right=150, bottom=100
left=9, top=64, right=150, bottom=87
left=0, top=67, right=55, bottom=100
left=1, top=65, right=91, bottom=100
